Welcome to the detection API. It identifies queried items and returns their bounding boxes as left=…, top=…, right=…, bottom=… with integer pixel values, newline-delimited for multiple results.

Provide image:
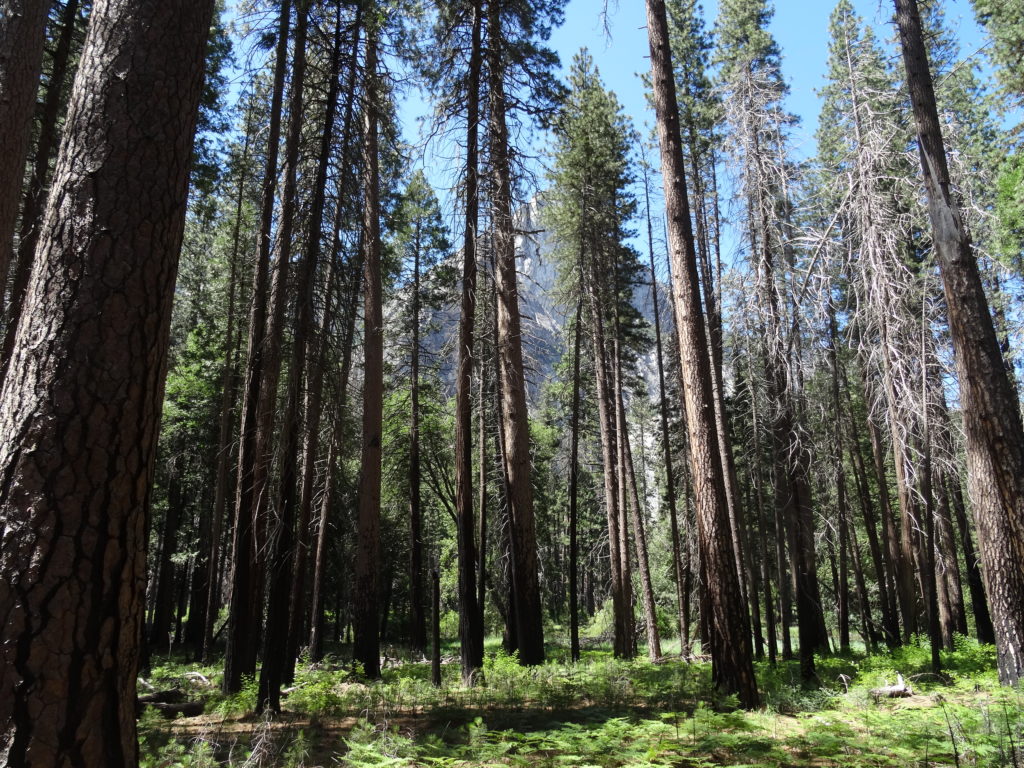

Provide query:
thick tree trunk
left=353, top=25, right=383, bottom=680
left=645, top=0, right=757, bottom=707
left=0, top=0, right=50, bottom=315
left=0, top=0, right=211, bottom=762
left=223, top=0, right=291, bottom=694
left=454, top=0, right=484, bottom=684
left=895, top=0, right=1024, bottom=684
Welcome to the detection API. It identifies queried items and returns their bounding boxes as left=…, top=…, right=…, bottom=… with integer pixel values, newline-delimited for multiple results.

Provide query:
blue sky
left=543, top=0, right=991, bottom=157
left=397, top=0, right=996, bottom=271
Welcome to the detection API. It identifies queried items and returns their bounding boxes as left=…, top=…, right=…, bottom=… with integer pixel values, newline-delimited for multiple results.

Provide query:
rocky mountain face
left=394, top=199, right=672, bottom=406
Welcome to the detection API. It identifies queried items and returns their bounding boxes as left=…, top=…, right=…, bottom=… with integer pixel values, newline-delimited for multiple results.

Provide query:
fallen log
left=138, top=689, right=185, bottom=704
left=871, top=673, right=913, bottom=699
left=145, top=700, right=205, bottom=719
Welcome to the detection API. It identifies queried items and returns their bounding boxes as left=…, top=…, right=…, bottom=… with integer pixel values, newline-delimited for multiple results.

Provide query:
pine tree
left=646, top=0, right=758, bottom=707
left=715, top=0, right=826, bottom=681
left=545, top=50, right=644, bottom=658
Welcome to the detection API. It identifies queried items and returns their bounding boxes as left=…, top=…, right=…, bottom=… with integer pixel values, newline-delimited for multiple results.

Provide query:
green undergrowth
left=140, top=637, right=1024, bottom=767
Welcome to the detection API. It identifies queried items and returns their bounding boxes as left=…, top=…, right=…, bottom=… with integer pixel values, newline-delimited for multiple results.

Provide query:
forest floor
left=139, top=637, right=1024, bottom=767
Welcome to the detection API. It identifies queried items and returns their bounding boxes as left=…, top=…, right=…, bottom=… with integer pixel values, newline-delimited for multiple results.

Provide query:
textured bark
left=0, top=0, right=50, bottom=312
left=353, top=24, right=384, bottom=680
left=0, top=0, right=211, bottom=762
left=896, top=0, right=1024, bottom=684
left=646, top=0, right=757, bottom=707
left=454, top=0, right=484, bottom=684
left=2, top=0, right=82, bottom=382
left=223, top=0, right=291, bottom=694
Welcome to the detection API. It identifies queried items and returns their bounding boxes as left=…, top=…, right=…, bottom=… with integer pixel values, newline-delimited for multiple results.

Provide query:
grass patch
left=139, top=636, right=1024, bottom=767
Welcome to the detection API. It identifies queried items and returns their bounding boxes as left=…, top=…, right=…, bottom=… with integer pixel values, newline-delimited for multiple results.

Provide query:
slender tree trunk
left=2, top=0, right=82, bottom=381
left=202, top=109, right=253, bottom=661
left=646, top=0, right=757, bottom=707
left=620, top=395, right=662, bottom=660
left=284, top=5, right=354, bottom=682
left=149, top=467, right=185, bottom=655
left=431, top=569, right=441, bottom=687
left=223, top=0, right=291, bottom=694
left=843, top=366, right=899, bottom=647
left=895, top=0, right=1024, bottom=684
left=454, top=0, right=484, bottom=684
left=568, top=299, right=582, bottom=663
left=828, top=307, right=851, bottom=653
left=477, top=351, right=488, bottom=635
left=409, top=219, right=427, bottom=655
left=0, top=0, right=212, bottom=761
left=487, top=0, right=544, bottom=666
left=611, top=328, right=636, bottom=657
left=642, top=178, right=687, bottom=654
left=0, top=0, right=50, bottom=318
left=353, top=23, right=383, bottom=680
left=585, top=252, right=627, bottom=657
left=258, top=0, right=312, bottom=711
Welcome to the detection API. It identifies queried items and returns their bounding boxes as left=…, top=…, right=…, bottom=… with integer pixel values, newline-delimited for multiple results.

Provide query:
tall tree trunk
left=645, top=0, right=757, bottom=707
left=642, top=175, right=688, bottom=653
left=2, top=0, right=82, bottom=380
left=0, top=0, right=50, bottom=319
left=258, top=0, right=311, bottom=711
left=611, top=326, right=636, bottom=657
left=0, top=0, right=212, bottom=761
left=223, top=0, right=291, bottom=694
left=477, top=347, right=488, bottom=636
left=353, top=23, right=383, bottom=680
left=895, top=0, right=1024, bottom=684
left=409, top=220, right=427, bottom=656
left=454, top=0, right=484, bottom=684
left=488, top=0, right=544, bottom=666
left=843, top=366, right=899, bottom=647
left=585, top=257, right=627, bottom=657
left=202, top=108, right=252, bottom=661
left=149, top=466, right=185, bottom=655
left=568, top=298, right=582, bottom=663
left=828, top=306, right=851, bottom=653
left=282, top=3, right=352, bottom=685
